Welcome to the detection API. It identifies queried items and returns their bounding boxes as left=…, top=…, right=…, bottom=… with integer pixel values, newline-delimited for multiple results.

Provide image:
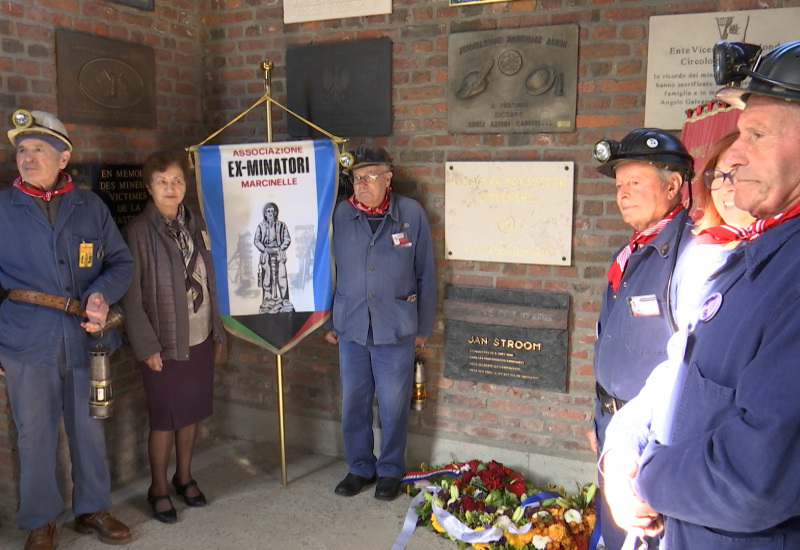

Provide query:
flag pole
left=262, top=58, right=288, bottom=486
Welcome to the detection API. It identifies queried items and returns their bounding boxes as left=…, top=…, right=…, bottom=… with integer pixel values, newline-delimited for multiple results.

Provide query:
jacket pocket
left=672, top=360, right=737, bottom=441
left=333, top=293, right=349, bottom=334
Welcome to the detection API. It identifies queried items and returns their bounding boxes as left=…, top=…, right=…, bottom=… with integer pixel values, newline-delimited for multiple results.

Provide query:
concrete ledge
left=211, top=400, right=596, bottom=488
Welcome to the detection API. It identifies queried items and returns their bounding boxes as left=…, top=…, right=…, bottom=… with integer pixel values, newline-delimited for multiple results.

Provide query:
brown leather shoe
left=25, top=522, right=56, bottom=550
left=74, top=510, right=132, bottom=545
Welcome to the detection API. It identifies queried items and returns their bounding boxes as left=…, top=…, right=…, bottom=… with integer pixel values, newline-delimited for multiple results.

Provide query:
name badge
left=79, top=242, right=93, bottom=268
left=392, top=231, right=411, bottom=247
left=628, top=294, right=660, bottom=317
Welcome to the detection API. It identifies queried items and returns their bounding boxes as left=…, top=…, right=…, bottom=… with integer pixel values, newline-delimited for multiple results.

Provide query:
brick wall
left=0, top=0, right=793, bottom=527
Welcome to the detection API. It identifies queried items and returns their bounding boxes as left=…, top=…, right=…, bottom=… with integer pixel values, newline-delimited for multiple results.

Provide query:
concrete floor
left=0, top=436, right=456, bottom=550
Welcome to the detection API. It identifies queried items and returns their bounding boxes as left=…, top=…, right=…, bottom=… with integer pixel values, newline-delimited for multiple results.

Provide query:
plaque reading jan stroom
left=443, top=286, right=569, bottom=392
left=448, top=25, right=578, bottom=134
left=56, top=29, right=156, bottom=129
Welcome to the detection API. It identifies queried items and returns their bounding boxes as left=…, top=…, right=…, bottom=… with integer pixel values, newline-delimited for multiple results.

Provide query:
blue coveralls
left=0, top=186, right=133, bottom=529
left=330, top=193, right=436, bottom=479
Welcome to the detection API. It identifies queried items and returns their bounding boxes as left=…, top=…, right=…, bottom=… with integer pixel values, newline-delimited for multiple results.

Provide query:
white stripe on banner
left=196, top=140, right=337, bottom=315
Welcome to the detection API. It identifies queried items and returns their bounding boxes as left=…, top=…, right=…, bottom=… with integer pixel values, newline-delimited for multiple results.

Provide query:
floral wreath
left=392, top=459, right=598, bottom=550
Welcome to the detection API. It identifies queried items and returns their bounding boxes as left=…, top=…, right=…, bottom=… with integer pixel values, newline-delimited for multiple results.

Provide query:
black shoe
left=334, top=473, right=377, bottom=497
left=147, top=492, right=177, bottom=524
left=374, top=476, right=402, bottom=501
left=172, top=475, right=208, bottom=507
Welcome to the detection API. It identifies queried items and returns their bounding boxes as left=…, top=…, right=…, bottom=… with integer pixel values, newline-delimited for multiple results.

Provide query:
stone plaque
left=69, top=164, right=147, bottom=228
left=445, top=161, right=573, bottom=266
left=645, top=7, right=800, bottom=129
left=284, top=0, right=391, bottom=24
left=444, top=286, right=569, bottom=392
left=286, top=38, right=392, bottom=138
left=56, top=29, right=156, bottom=129
left=448, top=25, right=578, bottom=134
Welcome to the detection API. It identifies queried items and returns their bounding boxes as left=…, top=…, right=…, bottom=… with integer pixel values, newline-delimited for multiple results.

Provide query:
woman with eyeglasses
left=601, top=132, right=755, bottom=545
left=120, top=151, right=227, bottom=524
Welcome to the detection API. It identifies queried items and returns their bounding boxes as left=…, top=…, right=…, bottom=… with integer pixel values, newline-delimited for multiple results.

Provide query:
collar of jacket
left=344, top=191, right=400, bottom=221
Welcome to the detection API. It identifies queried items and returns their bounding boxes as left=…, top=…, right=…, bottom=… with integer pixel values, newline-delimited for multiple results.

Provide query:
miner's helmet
left=714, top=40, right=800, bottom=108
left=593, top=128, right=694, bottom=181
left=342, top=145, right=393, bottom=173
left=7, top=109, right=73, bottom=152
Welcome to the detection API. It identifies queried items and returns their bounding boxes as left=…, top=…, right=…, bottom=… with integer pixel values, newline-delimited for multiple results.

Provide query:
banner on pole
left=194, top=139, right=338, bottom=354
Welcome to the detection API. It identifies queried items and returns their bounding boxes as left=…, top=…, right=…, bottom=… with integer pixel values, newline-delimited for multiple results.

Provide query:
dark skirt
left=140, top=334, right=214, bottom=431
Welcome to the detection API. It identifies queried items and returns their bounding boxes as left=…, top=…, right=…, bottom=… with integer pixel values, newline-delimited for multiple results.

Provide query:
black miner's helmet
left=715, top=40, right=800, bottom=108
left=340, top=144, right=393, bottom=172
left=593, top=128, right=694, bottom=181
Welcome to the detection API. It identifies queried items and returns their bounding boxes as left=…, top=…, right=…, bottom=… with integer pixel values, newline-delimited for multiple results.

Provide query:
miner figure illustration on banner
left=254, top=201, right=295, bottom=314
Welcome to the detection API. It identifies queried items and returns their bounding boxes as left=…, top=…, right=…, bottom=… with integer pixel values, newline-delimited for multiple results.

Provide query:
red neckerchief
left=696, top=201, right=800, bottom=244
left=13, top=171, right=74, bottom=202
left=347, top=188, right=391, bottom=214
left=607, top=205, right=684, bottom=292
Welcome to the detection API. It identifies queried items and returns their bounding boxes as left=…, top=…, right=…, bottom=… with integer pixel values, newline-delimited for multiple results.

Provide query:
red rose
left=461, top=495, right=485, bottom=512
left=505, top=475, right=526, bottom=498
left=478, top=470, right=504, bottom=491
left=488, top=460, right=515, bottom=477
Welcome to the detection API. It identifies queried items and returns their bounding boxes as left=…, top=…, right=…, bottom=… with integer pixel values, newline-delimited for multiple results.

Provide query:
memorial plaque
left=444, top=286, right=569, bottom=392
left=286, top=38, right=392, bottom=138
left=448, top=25, right=578, bottom=134
left=69, top=164, right=147, bottom=228
left=445, top=161, right=573, bottom=266
left=56, top=29, right=157, bottom=129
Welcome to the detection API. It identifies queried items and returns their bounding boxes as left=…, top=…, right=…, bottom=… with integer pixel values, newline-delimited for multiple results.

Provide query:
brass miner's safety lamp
left=411, top=356, right=427, bottom=410
left=88, top=306, right=125, bottom=419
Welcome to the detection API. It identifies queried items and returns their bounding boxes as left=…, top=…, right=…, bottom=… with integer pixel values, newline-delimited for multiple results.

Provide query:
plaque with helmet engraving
left=448, top=25, right=578, bottom=134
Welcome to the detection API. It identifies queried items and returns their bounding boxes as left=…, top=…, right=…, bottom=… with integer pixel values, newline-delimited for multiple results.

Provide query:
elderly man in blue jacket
left=324, top=145, right=436, bottom=502
left=603, top=40, right=800, bottom=548
left=1, top=110, right=133, bottom=549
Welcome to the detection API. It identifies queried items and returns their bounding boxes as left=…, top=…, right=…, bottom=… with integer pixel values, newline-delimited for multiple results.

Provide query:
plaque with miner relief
left=448, top=25, right=578, bottom=134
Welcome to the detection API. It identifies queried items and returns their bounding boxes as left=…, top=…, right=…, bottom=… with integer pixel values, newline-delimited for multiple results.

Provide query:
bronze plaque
left=56, top=29, right=156, bottom=129
left=443, top=286, right=569, bottom=392
left=286, top=38, right=392, bottom=138
left=448, top=25, right=578, bottom=134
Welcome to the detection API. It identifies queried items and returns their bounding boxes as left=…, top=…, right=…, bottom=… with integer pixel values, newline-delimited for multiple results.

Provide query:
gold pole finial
left=262, top=59, right=274, bottom=142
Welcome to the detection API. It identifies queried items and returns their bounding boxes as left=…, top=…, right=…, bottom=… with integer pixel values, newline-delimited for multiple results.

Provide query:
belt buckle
left=63, top=296, right=73, bottom=313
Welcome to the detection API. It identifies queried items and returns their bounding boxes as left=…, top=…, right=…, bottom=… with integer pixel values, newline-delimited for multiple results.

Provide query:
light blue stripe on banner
left=312, top=139, right=336, bottom=311
left=197, top=144, right=230, bottom=315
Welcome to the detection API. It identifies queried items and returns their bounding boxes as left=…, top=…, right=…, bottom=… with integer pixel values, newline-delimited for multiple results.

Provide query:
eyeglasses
left=702, top=168, right=737, bottom=190
left=352, top=170, right=389, bottom=184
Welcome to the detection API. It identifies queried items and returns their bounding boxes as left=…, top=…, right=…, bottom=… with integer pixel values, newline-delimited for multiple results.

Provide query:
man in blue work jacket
left=603, top=40, right=800, bottom=549
left=324, top=145, right=436, bottom=501
left=1, top=110, right=133, bottom=549
left=590, top=128, right=694, bottom=550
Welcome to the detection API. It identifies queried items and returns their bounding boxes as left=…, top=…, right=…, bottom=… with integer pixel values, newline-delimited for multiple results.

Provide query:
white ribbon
left=391, top=485, right=546, bottom=549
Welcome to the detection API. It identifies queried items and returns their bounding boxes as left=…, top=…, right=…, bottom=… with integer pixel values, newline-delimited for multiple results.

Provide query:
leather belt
left=7, top=289, right=85, bottom=317
left=596, top=382, right=627, bottom=415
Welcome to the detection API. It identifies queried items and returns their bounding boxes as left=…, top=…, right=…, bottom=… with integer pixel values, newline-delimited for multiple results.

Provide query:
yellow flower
left=548, top=523, right=568, bottom=542
left=431, top=512, right=446, bottom=533
left=584, top=511, right=596, bottom=531
left=506, top=529, right=534, bottom=549
left=470, top=526, right=492, bottom=550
